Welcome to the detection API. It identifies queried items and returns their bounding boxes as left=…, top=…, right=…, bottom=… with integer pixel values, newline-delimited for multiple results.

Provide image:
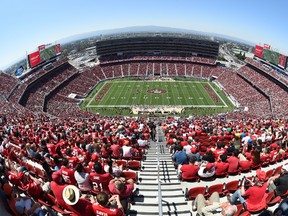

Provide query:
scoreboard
left=254, top=45, right=287, bottom=69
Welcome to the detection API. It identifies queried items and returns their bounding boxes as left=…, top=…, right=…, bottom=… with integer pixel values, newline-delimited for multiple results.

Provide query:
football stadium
left=1, top=7, right=288, bottom=216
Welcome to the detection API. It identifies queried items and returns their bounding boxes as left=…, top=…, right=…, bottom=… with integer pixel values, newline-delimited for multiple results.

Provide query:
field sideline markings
left=110, top=80, right=207, bottom=84
left=88, top=105, right=226, bottom=108
left=85, top=80, right=228, bottom=108
left=87, top=82, right=107, bottom=107
left=207, top=82, right=228, bottom=108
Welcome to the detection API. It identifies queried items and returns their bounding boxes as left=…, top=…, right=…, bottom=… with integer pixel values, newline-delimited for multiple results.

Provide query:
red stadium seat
left=273, top=165, right=282, bottom=176
left=266, top=191, right=281, bottom=206
left=224, top=180, right=239, bottom=194
left=122, top=171, right=138, bottom=182
left=185, top=186, right=207, bottom=200
left=206, top=184, right=225, bottom=197
left=127, top=160, right=141, bottom=170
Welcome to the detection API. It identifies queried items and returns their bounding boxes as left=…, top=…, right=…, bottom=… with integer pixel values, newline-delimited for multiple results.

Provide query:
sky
left=0, top=0, right=288, bottom=70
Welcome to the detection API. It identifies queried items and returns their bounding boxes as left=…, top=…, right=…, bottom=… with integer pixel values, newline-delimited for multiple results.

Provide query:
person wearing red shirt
left=110, top=142, right=122, bottom=159
left=180, top=137, right=188, bottom=147
left=227, top=150, right=239, bottom=173
left=92, top=192, right=124, bottom=216
left=213, top=144, right=226, bottom=160
left=108, top=177, right=134, bottom=213
left=215, top=154, right=229, bottom=176
left=108, top=177, right=134, bottom=199
left=46, top=143, right=56, bottom=156
left=72, top=143, right=83, bottom=157
left=100, top=143, right=111, bottom=158
left=66, top=155, right=80, bottom=169
left=229, top=170, right=268, bottom=212
left=180, top=156, right=199, bottom=180
left=132, top=144, right=144, bottom=160
left=90, top=162, right=113, bottom=194
left=50, top=171, right=69, bottom=209
left=60, top=158, right=77, bottom=185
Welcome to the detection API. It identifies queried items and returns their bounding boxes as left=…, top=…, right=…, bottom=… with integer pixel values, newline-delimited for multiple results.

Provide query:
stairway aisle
left=129, top=126, right=192, bottom=216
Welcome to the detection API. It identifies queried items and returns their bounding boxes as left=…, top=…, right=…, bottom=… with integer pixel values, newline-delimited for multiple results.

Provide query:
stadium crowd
left=0, top=54, right=288, bottom=215
left=165, top=114, right=288, bottom=214
left=0, top=105, right=154, bottom=215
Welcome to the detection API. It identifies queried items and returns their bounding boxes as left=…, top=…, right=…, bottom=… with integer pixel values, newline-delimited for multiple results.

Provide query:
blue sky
left=0, top=0, right=288, bottom=70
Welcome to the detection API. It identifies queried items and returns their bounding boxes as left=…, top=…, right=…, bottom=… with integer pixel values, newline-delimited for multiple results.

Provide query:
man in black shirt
left=268, top=165, right=288, bottom=196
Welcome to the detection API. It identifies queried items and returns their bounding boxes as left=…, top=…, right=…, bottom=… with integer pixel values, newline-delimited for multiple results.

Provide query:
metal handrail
left=156, top=126, right=163, bottom=216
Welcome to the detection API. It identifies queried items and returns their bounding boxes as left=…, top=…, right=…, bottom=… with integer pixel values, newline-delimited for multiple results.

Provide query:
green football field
left=80, top=79, right=234, bottom=115
left=85, top=80, right=228, bottom=107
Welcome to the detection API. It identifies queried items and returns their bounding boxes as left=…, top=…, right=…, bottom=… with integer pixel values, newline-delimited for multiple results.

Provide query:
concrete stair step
left=133, top=196, right=186, bottom=204
left=140, top=179, right=179, bottom=184
left=135, top=190, right=184, bottom=197
left=129, top=210, right=192, bottom=216
left=139, top=171, right=177, bottom=176
left=130, top=202, right=190, bottom=213
left=144, top=160, right=173, bottom=164
left=139, top=175, right=178, bottom=181
left=142, top=168, right=176, bottom=172
left=136, top=183, right=182, bottom=190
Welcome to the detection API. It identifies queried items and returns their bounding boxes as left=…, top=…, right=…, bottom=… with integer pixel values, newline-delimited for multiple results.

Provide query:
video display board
left=254, top=45, right=263, bottom=58
left=28, top=44, right=61, bottom=68
left=28, top=51, right=41, bottom=68
left=262, top=49, right=280, bottom=65
left=278, top=54, right=287, bottom=68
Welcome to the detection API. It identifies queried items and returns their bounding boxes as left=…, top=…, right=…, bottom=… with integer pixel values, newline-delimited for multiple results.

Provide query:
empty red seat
left=185, top=186, right=207, bottom=200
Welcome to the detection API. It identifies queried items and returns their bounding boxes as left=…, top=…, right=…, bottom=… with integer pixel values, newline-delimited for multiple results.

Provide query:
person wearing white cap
left=267, top=165, right=288, bottom=196
left=62, top=185, right=94, bottom=215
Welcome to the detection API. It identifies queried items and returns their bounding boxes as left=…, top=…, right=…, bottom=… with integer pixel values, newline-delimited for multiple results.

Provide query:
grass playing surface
left=84, top=79, right=228, bottom=108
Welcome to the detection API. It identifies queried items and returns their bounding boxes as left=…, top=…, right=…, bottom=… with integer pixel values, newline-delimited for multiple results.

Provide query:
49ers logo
left=147, top=89, right=167, bottom=94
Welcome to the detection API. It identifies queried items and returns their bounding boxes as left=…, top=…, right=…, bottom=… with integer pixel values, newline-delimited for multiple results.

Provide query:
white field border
left=85, top=80, right=228, bottom=108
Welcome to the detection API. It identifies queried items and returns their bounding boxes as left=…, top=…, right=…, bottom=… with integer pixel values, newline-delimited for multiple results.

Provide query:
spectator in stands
left=229, top=169, right=269, bottom=212
left=137, top=135, right=149, bottom=147
left=74, top=163, right=92, bottom=192
left=213, top=143, right=226, bottom=160
left=50, top=171, right=69, bottom=209
left=252, top=148, right=261, bottom=166
left=90, top=162, right=113, bottom=194
left=25, top=143, right=42, bottom=160
left=53, top=156, right=62, bottom=171
left=215, top=154, right=229, bottom=177
left=3, top=183, right=45, bottom=216
left=108, top=177, right=134, bottom=212
left=268, top=165, right=288, bottom=196
left=122, top=140, right=134, bottom=158
left=198, top=162, right=215, bottom=178
left=100, top=143, right=111, bottom=158
left=104, top=158, right=123, bottom=177
left=202, top=150, right=215, bottom=163
left=111, top=141, right=122, bottom=159
left=179, top=156, right=199, bottom=180
left=172, top=145, right=188, bottom=168
left=226, top=142, right=235, bottom=155
left=62, top=185, right=94, bottom=215
left=61, top=158, right=77, bottom=185
left=148, top=121, right=156, bottom=142
left=92, top=192, right=124, bottom=216
left=227, top=149, right=239, bottom=174
left=187, top=147, right=201, bottom=161
left=132, top=143, right=144, bottom=160
left=192, top=191, right=237, bottom=216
